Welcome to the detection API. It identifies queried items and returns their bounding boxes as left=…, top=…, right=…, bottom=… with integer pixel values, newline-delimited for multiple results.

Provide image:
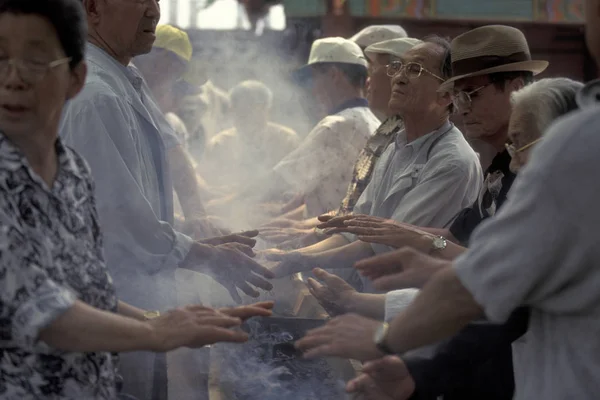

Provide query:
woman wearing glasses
left=0, top=0, right=272, bottom=398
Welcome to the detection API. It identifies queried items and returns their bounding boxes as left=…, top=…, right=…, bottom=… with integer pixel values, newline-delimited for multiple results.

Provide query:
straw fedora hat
left=440, top=25, right=548, bottom=91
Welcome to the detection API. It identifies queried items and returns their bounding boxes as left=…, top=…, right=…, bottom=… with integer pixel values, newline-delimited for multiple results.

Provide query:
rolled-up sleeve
left=61, top=92, right=194, bottom=276
left=384, top=289, right=419, bottom=321
left=0, top=222, right=77, bottom=351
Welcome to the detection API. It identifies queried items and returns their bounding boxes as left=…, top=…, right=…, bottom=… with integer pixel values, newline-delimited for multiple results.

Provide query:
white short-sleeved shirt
left=274, top=103, right=380, bottom=217
left=454, top=105, right=600, bottom=400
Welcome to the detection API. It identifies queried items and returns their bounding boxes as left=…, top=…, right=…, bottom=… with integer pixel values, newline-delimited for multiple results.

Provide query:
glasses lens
left=405, top=63, right=422, bottom=79
left=387, top=62, right=401, bottom=77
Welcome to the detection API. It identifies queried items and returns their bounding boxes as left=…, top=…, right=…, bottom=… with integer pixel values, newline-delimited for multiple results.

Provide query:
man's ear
left=67, top=61, right=88, bottom=100
left=82, top=0, right=101, bottom=26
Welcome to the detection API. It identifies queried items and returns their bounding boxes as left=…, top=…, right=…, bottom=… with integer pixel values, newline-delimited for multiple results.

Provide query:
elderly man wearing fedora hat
left=260, top=38, right=422, bottom=249
left=265, top=37, right=482, bottom=286
left=329, top=7, right=600, bottom=399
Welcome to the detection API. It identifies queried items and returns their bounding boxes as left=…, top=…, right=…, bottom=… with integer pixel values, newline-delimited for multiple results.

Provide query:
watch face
left=432, top=236, right=446, bottom=250
left=374, top=323, right=387, bottom=344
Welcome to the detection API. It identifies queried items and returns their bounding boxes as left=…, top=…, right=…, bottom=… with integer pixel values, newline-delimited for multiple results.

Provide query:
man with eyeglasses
left=265, top=37, right=482, bottom=290
left=59, top=1, right=275, bottom=399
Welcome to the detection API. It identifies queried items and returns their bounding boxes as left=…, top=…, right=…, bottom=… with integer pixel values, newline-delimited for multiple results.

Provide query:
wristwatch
left=373, top=322, right=394, bottom=355
left=430, top=235, right=447, bottom=253
left=143, top=310, right=161, bottom=321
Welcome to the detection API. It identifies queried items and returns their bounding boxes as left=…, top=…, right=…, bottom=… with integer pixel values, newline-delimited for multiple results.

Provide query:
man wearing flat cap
left=233, top=37, right=380, bottom=225
left=350, top=24, right=408, bottom=50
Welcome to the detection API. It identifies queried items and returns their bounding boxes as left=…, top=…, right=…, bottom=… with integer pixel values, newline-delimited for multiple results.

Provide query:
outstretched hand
left=346, top=356, right=416, bottom=400
left=306, top=268, right=357, bottom=317
left=354, top=247, right=450, bottom=291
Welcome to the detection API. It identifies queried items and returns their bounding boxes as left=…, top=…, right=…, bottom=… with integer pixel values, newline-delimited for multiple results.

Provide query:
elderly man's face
left=507, top=108, right=538, bottom=173
left=367, top=53, right=392, bottom=116
left=453, top=75, right=514, bottom=140
left=388, top=43, right=449, bottom=116
left=91, top=0, right=160, bottom=62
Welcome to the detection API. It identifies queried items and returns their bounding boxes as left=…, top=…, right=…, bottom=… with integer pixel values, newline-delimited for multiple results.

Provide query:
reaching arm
left=386, top=267, right=484, bottom=354
left=118, top=301, right=147, bottom=321
left=40, top=300, right=156, bottom=353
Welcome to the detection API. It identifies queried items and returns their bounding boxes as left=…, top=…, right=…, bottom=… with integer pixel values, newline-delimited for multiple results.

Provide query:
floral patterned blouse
left=0, top=133, right=118, bottom=399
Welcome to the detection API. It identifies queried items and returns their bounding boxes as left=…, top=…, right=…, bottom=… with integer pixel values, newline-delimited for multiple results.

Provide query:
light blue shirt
left=349, top=121, right=482, bottom=255
left=60, top=44, right=194, bottom=311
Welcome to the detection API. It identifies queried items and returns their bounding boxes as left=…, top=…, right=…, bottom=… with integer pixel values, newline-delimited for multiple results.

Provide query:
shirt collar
left=328, top=97, right=369, bottom=116
left=395, top=120, right=452, bottom=151
left=87, top=43, right=143, bottom=92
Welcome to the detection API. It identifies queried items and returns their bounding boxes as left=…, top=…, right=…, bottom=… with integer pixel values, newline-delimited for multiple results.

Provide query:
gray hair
left=228, top=80, right=273, bottom=110
left=510, top=78, right=583, bottom=136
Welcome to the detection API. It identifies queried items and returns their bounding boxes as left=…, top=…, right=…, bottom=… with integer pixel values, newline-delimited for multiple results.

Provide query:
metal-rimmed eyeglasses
left=505, top=138, right=543, bottom=158
left=0, top=57, right=72, bottom=84
left=386, top=61, right=445, bottom=82
left=452, top=83, right=493, bottom=110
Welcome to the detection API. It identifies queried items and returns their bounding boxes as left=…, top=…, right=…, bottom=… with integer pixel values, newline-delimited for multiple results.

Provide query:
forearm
left=39, top=301, right=156, bottom=353
left=314, top=240, right=375, bottom=270
left=347, top=293, right=386, bottom=320
left=118, top=300, right=148, bottom=321
left=280, top=204, right=306, bottom=221
left=296, top=234, right=351, bottom=256
left=387, top=267, right=484, bottom=354
left=168, top=146, right=207, bottom=220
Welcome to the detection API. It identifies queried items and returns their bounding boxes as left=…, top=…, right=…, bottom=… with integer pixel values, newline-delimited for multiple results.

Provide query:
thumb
left=318, top=214, right=334, bottom=222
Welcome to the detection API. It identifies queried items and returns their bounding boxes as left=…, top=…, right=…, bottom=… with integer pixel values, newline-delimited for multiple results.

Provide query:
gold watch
left=143, top=310, right=161, bottom=321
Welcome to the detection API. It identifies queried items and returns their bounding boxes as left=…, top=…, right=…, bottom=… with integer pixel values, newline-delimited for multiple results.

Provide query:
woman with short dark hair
left=0, top=0, right=272, bottom=398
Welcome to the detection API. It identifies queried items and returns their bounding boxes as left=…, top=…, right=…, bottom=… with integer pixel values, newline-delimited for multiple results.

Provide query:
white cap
left=295, top=37, right=367, bottom=81
left=365, top=38, right=423, bottom=59
left=350, top=25, right=408, bottom=48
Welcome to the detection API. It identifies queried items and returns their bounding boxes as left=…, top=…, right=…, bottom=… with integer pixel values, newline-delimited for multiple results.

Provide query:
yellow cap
left=153, top=25, right=193, bottom=63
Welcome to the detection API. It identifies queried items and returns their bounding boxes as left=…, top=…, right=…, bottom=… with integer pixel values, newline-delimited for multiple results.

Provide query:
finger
left=325, top=226, right=379, bottom=235
left=306, top=277, right=323, bottom=293
left=235, top=280, right=260, bottom=298
left=228, top=243, right=256, bottom=257
left=246, top=301, right=275, bottom=310
left=199, top=327, right=249, bottom=345
left=313, top=268, right=342, bottom=285
left=244, top=272, right=274, bottom=291
left=317, top=214, right=334, bottom=222
left=372, top=270, right=435, bottom=291
left=223, top=282, right=242, bottom=304
left=316, top=215, right=355, bottom=229
left=361, top=355, right=400, bottom=374
left=346, top=373, right=374, bottom=393
left=220, top=305, right=273, bottom=319
left=294, top=332, right=333, bottom=352
left=184, top=305, right=217, bottom=314
left=240, top=256, right=275, bottom=279
left=196, top=315, right=242, bottom=328
left=357, top=235, right=400, bottom=248
left=238, top=230, right=259, bottom=238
